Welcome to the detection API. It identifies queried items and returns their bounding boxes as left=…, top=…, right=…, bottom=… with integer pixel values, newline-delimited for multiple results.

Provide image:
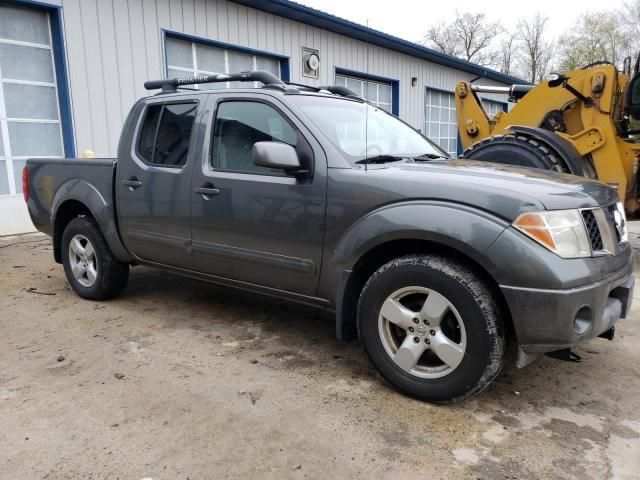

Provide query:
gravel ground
left=1, top=233, right=639, bottom=480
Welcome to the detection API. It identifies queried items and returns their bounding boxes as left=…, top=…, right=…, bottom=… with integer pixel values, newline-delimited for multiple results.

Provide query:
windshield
left=290, top=95, right=448, bottom=163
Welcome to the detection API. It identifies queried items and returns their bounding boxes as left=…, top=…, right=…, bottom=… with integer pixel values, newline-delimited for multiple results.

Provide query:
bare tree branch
left=423, top=12, right=502, bottom=66
left=515, top=12, right=553, bottom=83
left=495, top=32, right=517, bottom=76
left=617, top=0, right=640, bottom=67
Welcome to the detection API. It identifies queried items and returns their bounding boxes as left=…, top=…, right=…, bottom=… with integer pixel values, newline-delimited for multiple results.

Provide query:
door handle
left=122, top=178, right=142, bottom=189
left=194, top=185, right=220, bottom=198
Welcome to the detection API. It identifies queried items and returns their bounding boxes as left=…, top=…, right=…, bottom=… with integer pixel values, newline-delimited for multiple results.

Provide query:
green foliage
left=557, top=12, right=630, bottom=71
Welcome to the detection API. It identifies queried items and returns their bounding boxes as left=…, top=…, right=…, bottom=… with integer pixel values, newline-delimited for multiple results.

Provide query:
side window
left=138, top=105, right=162, bottom=163
left=211, top=101, right=298, bottom=174
left=137, top=102, right=197, bottom=167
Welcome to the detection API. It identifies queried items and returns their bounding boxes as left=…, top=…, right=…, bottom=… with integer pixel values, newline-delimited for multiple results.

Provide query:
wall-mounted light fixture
left=411, top=77, right=417, bottom=87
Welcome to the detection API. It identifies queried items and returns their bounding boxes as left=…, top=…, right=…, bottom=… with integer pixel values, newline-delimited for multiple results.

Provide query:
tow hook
left=545, top=348, right=583, bottom=363
left=598, top=326, right=615, bottom=341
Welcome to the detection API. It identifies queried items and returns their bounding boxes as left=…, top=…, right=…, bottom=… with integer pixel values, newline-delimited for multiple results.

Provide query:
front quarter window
left=291, top=96, right=446, bottom=162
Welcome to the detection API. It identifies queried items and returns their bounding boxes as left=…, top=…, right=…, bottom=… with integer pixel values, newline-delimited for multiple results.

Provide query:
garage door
left=335, top=74, right=393, bottom=113
left=425, top=88, right=506, bottom=157
left=0, top=4, right=64, bottom=196
left=165, top=36, right=282, bottom=89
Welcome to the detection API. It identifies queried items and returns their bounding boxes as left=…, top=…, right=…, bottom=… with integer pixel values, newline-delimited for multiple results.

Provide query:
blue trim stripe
left=335, top=67, right=400, bottom=117
left=163, top=29, right=292, bottom=82
left=2, top=0, right=76, bottom=157
left=230, top=0, right=529, bottom=86
left=50, top=8, right=75, bottom=157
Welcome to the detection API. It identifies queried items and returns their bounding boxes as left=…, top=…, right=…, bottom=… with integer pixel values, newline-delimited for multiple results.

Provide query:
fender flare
left=51, top=179, right=133, bottom=263
left=332, top=201, right=510, bottom=341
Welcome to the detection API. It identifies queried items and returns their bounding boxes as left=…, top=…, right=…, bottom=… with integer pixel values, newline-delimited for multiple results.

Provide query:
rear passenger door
left=190, top=94, right=327, bottom=297
left=117, top=99, right=198, bottom=269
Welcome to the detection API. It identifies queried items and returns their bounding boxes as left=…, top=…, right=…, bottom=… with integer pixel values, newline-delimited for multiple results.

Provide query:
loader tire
left=461, top=134, right=569, bottom=173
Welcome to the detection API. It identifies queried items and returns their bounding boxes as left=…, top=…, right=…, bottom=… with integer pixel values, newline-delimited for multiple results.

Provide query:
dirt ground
left=1, top=233, right=639, bottom=480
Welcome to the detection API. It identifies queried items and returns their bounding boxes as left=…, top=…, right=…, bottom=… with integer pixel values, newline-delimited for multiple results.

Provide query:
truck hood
left=363, top=159, right=619, bottom=220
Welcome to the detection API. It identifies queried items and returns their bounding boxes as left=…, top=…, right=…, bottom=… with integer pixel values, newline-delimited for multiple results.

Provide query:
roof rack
left=318, top=85, right=362, bottom=100
left=144, top=70, right=364, bottom=101
left=144, top=70, right=295, bottom=93
left=283, top=81, right=362, bottom=100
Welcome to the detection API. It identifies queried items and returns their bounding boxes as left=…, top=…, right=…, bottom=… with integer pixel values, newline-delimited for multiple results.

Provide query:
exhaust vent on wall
left=302, top=47, right=320, bottom=79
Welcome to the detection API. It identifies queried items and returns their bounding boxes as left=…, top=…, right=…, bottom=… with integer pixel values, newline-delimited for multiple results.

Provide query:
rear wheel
left=61, top=216, right=129, bottom=300
left=358, top=254, right=505, bottom=403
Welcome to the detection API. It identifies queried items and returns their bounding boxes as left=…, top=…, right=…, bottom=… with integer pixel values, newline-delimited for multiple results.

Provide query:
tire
left=357, top=254, right=505, bottom=404
left=61, top=216, right=129, bottom=300
left=462, top=134, right=568, bottom=173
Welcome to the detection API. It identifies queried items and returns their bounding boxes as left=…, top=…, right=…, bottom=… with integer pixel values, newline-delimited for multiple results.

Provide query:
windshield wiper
left=355, top=155, right=408, bottom=165
left=412, top=153, right=448, bottom=161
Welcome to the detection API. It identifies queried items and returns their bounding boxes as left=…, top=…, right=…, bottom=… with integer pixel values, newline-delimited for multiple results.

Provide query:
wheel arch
left=336, top=239, right=515, bottom=346
left=53, top=199, right=94, bottom=263
left=332, top=202, right=514, bottom=343
left=51, top=180, right=133, bottom=264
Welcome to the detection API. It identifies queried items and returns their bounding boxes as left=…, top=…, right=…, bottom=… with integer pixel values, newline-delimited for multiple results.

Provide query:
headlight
left=513, top=209, right=591, bottom=258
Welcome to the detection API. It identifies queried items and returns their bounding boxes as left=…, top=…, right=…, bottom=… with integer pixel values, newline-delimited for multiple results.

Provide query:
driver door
left=190, top=94, right=327, bottom=297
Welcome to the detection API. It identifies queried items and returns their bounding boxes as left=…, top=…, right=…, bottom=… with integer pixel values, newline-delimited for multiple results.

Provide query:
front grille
left=606, top=204, right=622, bottom=242
left=581, top=210, right=603, bottom=251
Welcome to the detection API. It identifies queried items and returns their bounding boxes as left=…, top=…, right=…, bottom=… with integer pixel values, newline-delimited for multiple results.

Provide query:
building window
left=482, top=99, right=507, bottom=119
left=165, top=37, right=281, bottom=89
left=0, top=4, right=64, bottom=196
left=425, top=88, right=506, bottom=157
left=424, top=89, right=458, bottom=157
left=335, top=74, right=393, bottom=113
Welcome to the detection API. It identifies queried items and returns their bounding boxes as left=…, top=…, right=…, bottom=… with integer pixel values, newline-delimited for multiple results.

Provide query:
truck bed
left=26, top=158, right=117, bottom=237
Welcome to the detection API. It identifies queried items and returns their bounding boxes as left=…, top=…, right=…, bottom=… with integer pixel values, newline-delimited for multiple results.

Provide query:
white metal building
left=0, top=0, right=521, bottom=235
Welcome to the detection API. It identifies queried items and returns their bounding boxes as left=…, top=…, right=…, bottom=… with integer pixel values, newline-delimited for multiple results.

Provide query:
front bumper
left=501, top=259, right=635, bottom=354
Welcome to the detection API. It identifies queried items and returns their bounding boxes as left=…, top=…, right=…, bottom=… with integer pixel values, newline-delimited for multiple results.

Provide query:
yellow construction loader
left=455, top=61, right=640, bottom=215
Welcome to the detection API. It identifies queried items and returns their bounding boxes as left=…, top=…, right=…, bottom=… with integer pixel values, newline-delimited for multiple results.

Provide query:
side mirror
left=252, top=141, right=303, bottom=173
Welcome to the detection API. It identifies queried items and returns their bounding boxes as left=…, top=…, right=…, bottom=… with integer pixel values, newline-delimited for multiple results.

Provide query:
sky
left=296, top=0, right=625, bottom=43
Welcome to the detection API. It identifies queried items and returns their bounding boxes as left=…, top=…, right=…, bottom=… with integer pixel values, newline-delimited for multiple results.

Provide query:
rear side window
left=137, top=102, right=197, bottom=167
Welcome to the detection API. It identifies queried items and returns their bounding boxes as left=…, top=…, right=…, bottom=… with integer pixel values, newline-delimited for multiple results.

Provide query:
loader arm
left=454, top=82, right=494, bottom=149
left=454, top=65, right=640, bottom=216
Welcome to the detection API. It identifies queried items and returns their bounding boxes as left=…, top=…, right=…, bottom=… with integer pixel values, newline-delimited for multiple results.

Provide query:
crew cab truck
left=24, top=71, right=635, bottom=403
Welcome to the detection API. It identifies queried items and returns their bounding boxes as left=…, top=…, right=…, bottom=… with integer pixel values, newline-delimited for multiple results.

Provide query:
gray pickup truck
left=25, top=71, right=634, bottom=403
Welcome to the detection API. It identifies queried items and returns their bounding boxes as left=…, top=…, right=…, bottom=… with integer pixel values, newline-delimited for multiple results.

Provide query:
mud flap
left=545, top=348, right=583, bottom=363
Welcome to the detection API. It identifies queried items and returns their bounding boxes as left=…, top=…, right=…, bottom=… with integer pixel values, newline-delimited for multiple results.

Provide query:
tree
left=495, top=32, right=517, bottom=76
left=424, top=12, right=502, bottom=66
left=515, top=13, right=553, bottom=83
left=557, top=12, right=627, bottom=71
left=616, top=0, right=640, bottom=68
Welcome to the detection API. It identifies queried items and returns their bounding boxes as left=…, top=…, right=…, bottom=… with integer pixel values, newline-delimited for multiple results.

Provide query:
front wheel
left=61, top=216, right=129, bottom=300
left=358, top=254, right=505, bottom=403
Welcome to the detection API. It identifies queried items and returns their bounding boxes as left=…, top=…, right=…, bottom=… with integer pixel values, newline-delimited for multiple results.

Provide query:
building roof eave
left=230, top=0, right=530, bottom=86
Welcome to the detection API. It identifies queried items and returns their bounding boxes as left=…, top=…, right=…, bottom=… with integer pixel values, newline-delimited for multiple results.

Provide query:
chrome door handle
left=122, top=178, right=142, bottom=189
left=194, top=186, right=220, bottom=197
